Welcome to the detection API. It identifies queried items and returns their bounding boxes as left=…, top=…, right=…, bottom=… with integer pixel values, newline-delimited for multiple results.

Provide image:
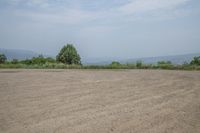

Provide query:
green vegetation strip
left=0, top=44, right=200, bottom=70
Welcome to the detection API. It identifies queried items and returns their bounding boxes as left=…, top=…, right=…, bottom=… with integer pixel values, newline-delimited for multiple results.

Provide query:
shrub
left=11, top=59, right=19, bottom=64
left=126, top=63, right=136, bottom=69
left=157, top=60, right=173, bottom=69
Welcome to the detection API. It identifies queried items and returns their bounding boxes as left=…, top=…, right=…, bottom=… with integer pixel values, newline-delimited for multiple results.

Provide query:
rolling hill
left=0, top=48, right=199, bottom=64
left=0, top=48, right=39, bottom=60
left=85, top=53, right=200, bottom=65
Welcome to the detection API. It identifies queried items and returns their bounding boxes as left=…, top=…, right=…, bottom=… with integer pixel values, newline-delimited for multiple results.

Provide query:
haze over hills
left=84, top=53, right=200, bottom=65
left=0, top=48, right=39, bottom=60
left=122, top=53, right=200, bottom=65
left=0, top=48, right=199, bottom=65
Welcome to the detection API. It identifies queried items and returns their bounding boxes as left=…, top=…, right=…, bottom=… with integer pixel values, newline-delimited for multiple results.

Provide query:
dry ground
left=0, top=69, right=200, bottom=133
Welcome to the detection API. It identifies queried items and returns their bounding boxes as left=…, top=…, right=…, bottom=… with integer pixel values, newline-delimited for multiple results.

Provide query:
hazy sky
left=0, top=0, right=200, bottom=61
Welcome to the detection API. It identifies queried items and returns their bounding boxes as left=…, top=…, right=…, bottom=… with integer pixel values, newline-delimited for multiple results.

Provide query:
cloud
left=12, top=9, right=101, bottom=25
left=119, top=0, right=190, bottom=14
left=2, top=0, right=192, bottom=24
left=4, top=0, right=53, bottom=8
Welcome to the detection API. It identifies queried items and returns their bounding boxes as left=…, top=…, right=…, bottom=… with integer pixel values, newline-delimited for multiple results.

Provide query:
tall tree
left=190, top=56, right=200, bottom=65
left=0, top=53, right=7, bottom=64
left=56, top=44, right=81, bottom=65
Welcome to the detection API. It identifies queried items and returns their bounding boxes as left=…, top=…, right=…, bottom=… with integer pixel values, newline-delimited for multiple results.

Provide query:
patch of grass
left=0, top=62, right=200, bottom=70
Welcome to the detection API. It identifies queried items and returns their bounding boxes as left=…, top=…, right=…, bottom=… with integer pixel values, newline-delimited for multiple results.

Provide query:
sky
left=0, top=0, right=200, bottom=62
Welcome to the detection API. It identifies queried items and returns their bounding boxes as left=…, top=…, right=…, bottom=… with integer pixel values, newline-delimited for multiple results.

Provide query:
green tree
left=109, top=61, right=121, bottom=69
left=56, top=44, right=81, bottom=65
left=110, top=61, right=121, bottom=66
left=136, top=60, right=142, bottom=68
left=0, top=53, right=7, bottom=64
left=190, top=56, right=200, bottom=65
left=157, top=61, right=172, bottom=65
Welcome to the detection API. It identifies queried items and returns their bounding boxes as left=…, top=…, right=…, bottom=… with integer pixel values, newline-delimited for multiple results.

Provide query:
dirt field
left=0, top=69, right=200, bottom=133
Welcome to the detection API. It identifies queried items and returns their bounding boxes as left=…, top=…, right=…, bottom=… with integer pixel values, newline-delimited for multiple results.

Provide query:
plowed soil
left=0, top=69, right=200, bottom=133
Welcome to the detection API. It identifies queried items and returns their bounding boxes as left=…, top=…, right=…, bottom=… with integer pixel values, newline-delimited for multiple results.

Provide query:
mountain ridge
left=85, top=53, right=200, bottom=65
left=0, top=48, right=39, bottom=60
left=0, top=48, right=199, bottom=64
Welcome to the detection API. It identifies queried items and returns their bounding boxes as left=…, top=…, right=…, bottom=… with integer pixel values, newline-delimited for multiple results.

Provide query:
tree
left=157, top=61, right=172, bottom=65
left=109, top=61, right=121, bottom=68
left=56, top=44, right=81, bottom=65
left=136, top=60, right=142, bottom=68
left=0, top=53, right=7, bottom=64
left=190, top=56, right=200, bottom=65
left=110, top=61, right=121, bottom=66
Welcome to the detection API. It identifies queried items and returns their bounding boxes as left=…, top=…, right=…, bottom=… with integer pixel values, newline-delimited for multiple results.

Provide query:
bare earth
left=0, top=69, right=200, bottom=133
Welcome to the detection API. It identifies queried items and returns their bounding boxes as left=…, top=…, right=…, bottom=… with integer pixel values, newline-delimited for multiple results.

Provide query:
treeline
left=83, top=60, right=200, bottom=70
left=0, top=44, right=200, bottom=70
left=0, top=55, right=200, bottom=70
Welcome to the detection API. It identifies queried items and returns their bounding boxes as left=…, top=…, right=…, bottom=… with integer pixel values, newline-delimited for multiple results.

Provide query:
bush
left=11, top=59, right=19, bottom=64
left=126, top=63, right=136, bottom=69
left=157, top=60, right=173, bottom=69
left=140, top=64, right=153, bottom=69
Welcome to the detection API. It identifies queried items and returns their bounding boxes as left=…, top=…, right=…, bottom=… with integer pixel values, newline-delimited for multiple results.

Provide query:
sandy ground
left=0, top=69, right=200, bottom=133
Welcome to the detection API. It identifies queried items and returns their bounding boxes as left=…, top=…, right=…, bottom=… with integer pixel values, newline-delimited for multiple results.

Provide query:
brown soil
left=0, top=69, right=200, bottom=133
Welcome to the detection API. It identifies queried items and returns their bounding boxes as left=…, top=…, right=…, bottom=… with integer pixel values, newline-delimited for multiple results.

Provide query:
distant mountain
left=0, top=48, right=39, bottom=60
left=0, top=48, right=199, bottom=64
left=85, top=53, right=200, bottom=65
left=123, top=53, right=200, bottom=65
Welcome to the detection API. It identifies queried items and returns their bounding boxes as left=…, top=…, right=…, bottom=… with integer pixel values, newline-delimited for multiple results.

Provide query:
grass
left=0, top=63, right=200, bottom=70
